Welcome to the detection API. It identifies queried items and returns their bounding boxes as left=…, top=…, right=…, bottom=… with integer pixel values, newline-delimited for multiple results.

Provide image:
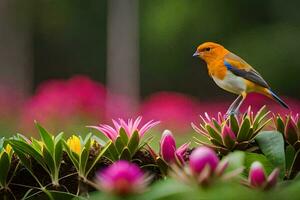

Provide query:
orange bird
left=193, top=42, right=289, bottom=115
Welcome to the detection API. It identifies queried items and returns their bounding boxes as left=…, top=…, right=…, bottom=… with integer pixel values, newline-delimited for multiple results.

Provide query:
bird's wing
left=224, top=52, right=270, bottom=88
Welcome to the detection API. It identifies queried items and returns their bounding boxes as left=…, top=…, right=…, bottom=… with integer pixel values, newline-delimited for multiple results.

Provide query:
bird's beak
left=193, top=51, right=200, bottom=57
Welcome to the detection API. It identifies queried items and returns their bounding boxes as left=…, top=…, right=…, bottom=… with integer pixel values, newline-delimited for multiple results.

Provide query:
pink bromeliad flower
left=96, top=161, right=150, bottom=196
left=160, top=130, right=190, bottom=164
left=248, top=161, right=280, bottom=190
left=89, top=117, right=160, bottom=141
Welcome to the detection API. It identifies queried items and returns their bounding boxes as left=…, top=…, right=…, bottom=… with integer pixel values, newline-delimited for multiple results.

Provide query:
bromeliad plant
left=171, top=146, right=244, bottom=187
left=95, top=160, right=151, bottom=196
left=62, top=134, right=111, bottom=182
left=246, top=161, right=280, bottom=190
left=9, top=122, right=64, bottom=187
left=0, top=139, right=14, bottom=196
left=192, top=106, right=271, bottom=155
left=152, top=130, right=190, bottom=175
left=273, top=114, right=300, bottom=150
left=89, top=117, right=160, bottom=161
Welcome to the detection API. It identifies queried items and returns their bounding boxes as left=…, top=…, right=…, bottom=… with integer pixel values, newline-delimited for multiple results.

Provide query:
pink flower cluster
left=159, top=130, right=189, bottom=164
left=21, top=76, right=107, bottom=131
left=248, top=161, right=279, bottom=190
left=0, top=75, right=295, bottom=134
left=96, top=160, right=149, bottom=196
left=89, top=116, right=160, bottom=141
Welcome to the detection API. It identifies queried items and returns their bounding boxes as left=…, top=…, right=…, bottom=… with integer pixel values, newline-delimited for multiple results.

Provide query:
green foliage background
left=20, top=0, right=300, bottom=99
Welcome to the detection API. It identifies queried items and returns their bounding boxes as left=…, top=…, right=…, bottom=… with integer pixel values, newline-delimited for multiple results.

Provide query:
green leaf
left=62, top=140, right=79, bottom=170
left=115, top=136, right=125, bottom=154
left=212, top=119, right=222, bottom=132
left=43, top=147, right=55, bottom=175
left=119, top=147, right=131, bottom=160
left=244, top=152, right=275, bottom=175
left=229, top=115, right=239, bottom=135
left=54, top=140, right=63, bottom=167
left=80, top=148, right=89, bottom=176
left=31, top=138, right=43, bottom=153
left=86, top=141, right=112, bottom=177
left=276, top=117, right=285, bottom=134
left=9, top=140, right=49, bottom=173
left=128, top=131, right=140, bottom=155
left=253, top=106, right=268, bottom=129
left=255, top=131, right=285, bottom=178
left=83, top=133, right=93, bottom=150
left=119, top=128, right=129, bottom=145
left=205, top=124, right=223, bottom=145
left=35, top=122, right=54, bottom=154
left=12, top=148, right=31, bottom=171
left=107, top=142, right=119, bottom=161
left=237, top=118, right=251, bottom=141
left=54, top=132, right=64, bottom=145
left=0, top=152, right=10, bottom=187
left=286, top=145, right=296, bottom=172
left=222, top=151, right=245, bottom=173
left=0, top=137, right=4, bottom=150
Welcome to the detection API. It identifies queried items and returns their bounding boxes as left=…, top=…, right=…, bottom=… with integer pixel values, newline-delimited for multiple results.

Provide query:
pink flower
left=89, top=117, right=160, bottom=141
left=241, top=93, right=300, bottom=115
left=21, top=76, right=107, bottom=131
left=284, top=115, right=299, bottom=145
left=160, top=130, right=189, bottom=164
left=140, top=92, right=203, bottom=133
left=96, top=161, right=149, bottom=195
left=248, top=161, right=280, bottom=190
left=189, top=147, right=219, bottom=175
left=221, top=125, right=236, bottom=149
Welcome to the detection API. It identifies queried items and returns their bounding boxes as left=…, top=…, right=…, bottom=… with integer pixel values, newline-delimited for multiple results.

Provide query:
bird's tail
left=263, top=88, right=289, bottom=109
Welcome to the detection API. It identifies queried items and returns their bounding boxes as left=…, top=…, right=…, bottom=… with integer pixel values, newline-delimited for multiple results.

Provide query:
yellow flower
left=5, top=144, right=12, bottom=154
left=67, top=135, right=81, bottom=155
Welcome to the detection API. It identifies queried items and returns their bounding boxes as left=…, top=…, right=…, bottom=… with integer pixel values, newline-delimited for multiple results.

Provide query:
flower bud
left=285, top=116, right=299, bottom=145
left=249, top=161, right=266, bottom=188
left=189, top=147, right=219, bottom=175
left=221, top=125, right=236, bottom=149
left=97, top=161, right=147, bottom=196
left=160, top=130, right=176, bottom=163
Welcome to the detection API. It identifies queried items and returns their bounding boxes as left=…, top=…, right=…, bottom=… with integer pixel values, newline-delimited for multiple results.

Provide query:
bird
left=193, top=42, right=289, bottom=115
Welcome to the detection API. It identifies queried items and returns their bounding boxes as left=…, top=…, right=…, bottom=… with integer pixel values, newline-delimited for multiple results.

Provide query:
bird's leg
left=226, top=95, right=243, bottom=116
left=232, top=95, right=246, bottom=115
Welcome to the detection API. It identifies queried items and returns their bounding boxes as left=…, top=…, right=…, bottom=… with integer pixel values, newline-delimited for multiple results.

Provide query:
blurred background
left=1, top=0, right=300, bottom=136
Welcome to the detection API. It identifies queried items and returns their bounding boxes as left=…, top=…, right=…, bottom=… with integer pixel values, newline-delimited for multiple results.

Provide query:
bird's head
left=193, top=42, right=228, bottom=64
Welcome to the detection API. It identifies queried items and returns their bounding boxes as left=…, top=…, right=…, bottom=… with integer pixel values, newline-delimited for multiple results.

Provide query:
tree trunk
left=106, top=0, right=139, bottom=117
left=0, top=0, right=32, bottom=96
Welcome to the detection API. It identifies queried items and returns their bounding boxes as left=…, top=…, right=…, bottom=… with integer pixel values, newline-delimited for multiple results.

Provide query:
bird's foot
left=224, top=110, right=240, bottom=119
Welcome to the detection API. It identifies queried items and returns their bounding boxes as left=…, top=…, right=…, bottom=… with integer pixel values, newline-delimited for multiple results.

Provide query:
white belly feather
left=212, top=71, right=246, bottom=94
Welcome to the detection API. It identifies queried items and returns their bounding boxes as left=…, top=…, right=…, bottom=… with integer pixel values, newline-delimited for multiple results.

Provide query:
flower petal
left=160, top=130, right=176, bottom=163
left=248, top=161, right=266, bottom=188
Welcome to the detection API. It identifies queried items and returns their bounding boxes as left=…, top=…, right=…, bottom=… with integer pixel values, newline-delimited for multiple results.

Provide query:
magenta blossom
left=96, top=161, right=149, bottom=195
left=221, top=125, right=237, bottom=149
left=89, top=117, right=160, bottom=141
left=189, top=146, right=220, bottom=175
left=248, top=161, right=280, bottom=190
left=171, top=147, right=242, bottom=187
left=160, top=130, right=189, bottom=164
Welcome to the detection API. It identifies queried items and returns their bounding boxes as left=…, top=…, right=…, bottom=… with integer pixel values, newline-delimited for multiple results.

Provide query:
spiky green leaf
left=35, top=122, right=54, bottom=154
left=128, top=131, right=140, bottom=155
left=237, top=118, right=251, bottom=142
left=0, top=151, right=10, bottom=187
left=119, top=128, right=129, bottom=145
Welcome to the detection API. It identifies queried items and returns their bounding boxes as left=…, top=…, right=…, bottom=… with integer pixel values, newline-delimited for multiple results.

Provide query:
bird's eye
left=205, top=48, right=211, bottom=51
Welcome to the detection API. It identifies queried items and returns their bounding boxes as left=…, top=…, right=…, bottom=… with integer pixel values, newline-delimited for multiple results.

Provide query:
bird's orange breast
left=207, top=60, right=227, bottom=80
